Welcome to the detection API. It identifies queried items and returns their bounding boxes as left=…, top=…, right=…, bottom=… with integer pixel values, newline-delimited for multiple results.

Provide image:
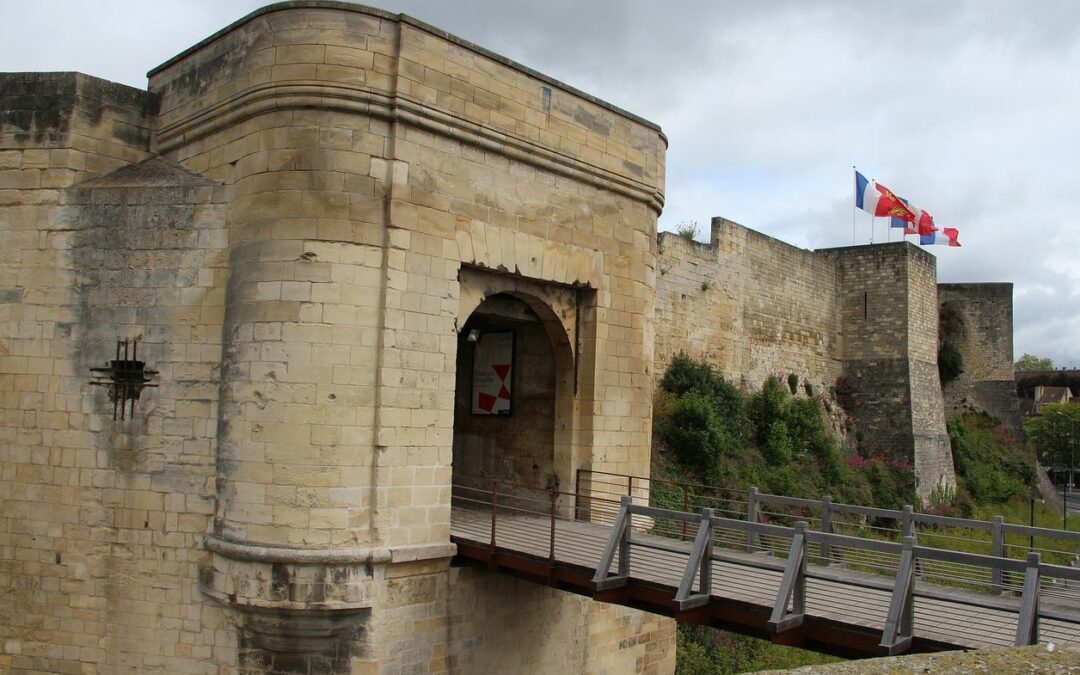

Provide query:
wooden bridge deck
left=450, top=501, right=1080, bottom=656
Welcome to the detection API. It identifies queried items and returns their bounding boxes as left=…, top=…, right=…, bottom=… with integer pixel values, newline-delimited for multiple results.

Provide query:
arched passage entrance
left=452, top=286, right=577, bottom=496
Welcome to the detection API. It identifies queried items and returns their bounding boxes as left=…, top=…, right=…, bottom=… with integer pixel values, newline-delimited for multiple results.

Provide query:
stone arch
left=453, top=268, right=582, bottom=496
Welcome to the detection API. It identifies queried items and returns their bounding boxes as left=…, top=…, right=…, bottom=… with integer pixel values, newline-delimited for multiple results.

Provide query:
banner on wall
left=472, top=331, right=513, bottom=415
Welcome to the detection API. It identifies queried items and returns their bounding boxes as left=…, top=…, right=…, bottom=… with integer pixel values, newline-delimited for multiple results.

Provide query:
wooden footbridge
left=450, top=470, right=1080, bottom=657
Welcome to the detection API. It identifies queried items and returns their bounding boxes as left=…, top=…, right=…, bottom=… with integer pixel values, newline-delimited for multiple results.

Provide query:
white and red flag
left=920, top=227, right=961, bottom=247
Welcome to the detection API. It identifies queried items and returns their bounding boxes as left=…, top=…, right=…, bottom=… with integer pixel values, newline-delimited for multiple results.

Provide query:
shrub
left=938, top=340, right=964, bottom=384
left=763, top=420, right=793, bottom=466
left=866, top=459, right=919, bottom=511
left=748, top=377, right=787, bottom=444
left=660, top=392, right=733, bottom=474
left=660, top=352, right=746, bottom=437
left=950, top=413, right=1034, bottom=504
left=675, top=220, right=701, bottom=242
left=655, top=354, right=921, bottom=526
left=787, top=373, right=799, bottom=395
left=785, top=397, right=827, bottom=460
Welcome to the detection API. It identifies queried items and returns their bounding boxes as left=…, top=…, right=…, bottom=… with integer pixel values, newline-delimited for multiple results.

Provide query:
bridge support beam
left=1015, top=552, right=1042, bottom=646
left=593, top=496, right=632, bottom=591
left=879, top=535, right=916, bottom=655
left=674, top=509, right=714, bottom=611
left=767, top=521, right=808, bottom=635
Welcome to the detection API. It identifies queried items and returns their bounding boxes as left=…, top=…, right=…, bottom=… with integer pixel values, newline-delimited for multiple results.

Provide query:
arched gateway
left=453, top=276, right=581, bottom=498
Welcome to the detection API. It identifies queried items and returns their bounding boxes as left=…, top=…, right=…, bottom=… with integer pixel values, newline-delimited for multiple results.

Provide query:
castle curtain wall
left=655, top=219, right=957, bottom=501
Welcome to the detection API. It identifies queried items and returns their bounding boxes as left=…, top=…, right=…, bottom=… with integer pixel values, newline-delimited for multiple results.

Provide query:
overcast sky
left=4, top=1, right=1079, bottom=367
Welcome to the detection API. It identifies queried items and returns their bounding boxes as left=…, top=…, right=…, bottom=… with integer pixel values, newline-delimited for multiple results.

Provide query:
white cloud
left=3, top=0, right=1077, bottom=364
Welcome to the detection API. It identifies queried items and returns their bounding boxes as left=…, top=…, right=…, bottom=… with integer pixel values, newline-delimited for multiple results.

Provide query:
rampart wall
left=654, top=217, right=843, bottom=395
left=939, top=283, right=1022, bottom=432
left=656, top=219, right=957, bottom=499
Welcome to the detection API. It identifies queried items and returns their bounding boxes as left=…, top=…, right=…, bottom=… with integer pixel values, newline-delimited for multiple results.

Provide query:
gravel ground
left=755, top=643, right=1080, bottom=674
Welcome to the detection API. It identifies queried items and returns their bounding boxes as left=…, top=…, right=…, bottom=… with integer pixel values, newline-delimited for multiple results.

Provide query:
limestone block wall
left=939, top=283, right=1022, bottom=432
left=446, top=567, right=675, bottom=675
left=654, top=217, right=843, bottom=393
left=0, top=74, right=240, bottom=675
left=905, top=251, right=954, bottom=496
left=1, top=3, right=673, bottom=673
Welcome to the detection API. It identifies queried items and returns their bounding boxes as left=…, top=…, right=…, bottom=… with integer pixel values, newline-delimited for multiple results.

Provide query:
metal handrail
left=574, top=469, right=1080, bottom=560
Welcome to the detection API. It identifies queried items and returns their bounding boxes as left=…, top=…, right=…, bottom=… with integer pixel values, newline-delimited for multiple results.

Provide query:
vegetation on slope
left=653, top=354, right=1066, bottom=674
left=654, top=353, right=916, bottom=511
left=653, top=354, right=914, bottom=674
left=948, top=412, right=1036, bottom=511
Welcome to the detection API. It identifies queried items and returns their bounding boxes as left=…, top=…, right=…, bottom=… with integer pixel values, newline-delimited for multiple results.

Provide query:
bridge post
left=681, top=485, right=690, bottom=539
left=901, top=505, right=913, bottom=538
left=902, top=506, right=922, bottom=580
left=549, top=489, right=558, bottom=574
left=617, top=495, right=631, bottom=578
left=490, top=480, right=498, bottom=552
left=574, top=468, right=585, bottom=522
left=991, top=516, right=1004, bottom=595
left=767, top=521, right=807, bottom=635
left=820, top=495, right=833, bottom=566
left=879, top=535, right=916, bottom=655
left=1015, top=552, right=1042, bottom=646
left=746, top=487, right=760, bottom=553
left=593, top=495, right=633, bottom=590
left=674, top=508, right=715, bottom=611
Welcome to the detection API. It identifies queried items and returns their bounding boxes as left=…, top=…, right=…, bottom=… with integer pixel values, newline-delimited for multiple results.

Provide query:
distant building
left=1016, top=370, right=1080, bottom=416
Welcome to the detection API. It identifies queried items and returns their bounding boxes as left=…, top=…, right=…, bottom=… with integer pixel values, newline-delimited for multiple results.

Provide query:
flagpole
left=852, top=166, right=857, bottom=245
left=868, top=175, right=874, bottom=245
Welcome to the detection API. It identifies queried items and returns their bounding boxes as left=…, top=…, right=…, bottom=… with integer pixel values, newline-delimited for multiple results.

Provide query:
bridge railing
left=451, top=475, right=615, bottom=573
left=591, top=498, right=1080, bottom=653
left=452, top=472, right=1080, bottom=652
left=575, top=468, right=1080, bottom=596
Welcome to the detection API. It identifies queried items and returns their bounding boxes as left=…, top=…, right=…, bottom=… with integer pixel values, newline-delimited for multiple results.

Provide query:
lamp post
left=1051, top=410, right=1075, bottom=531
left=1030, top=498, right=1044, bottom=552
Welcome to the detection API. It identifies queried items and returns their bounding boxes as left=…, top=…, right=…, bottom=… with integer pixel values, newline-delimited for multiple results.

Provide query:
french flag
left=920, top=227, right=961, bottom=247
left=855, top=171, right=915, bottom=222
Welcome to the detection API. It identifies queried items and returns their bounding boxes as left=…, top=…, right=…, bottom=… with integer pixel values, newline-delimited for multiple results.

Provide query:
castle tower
left=820, top=243, right=956, bottom=500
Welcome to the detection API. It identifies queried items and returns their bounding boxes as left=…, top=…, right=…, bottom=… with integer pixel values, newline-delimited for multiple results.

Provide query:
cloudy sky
left=5, top=1, right=1079, bottom=366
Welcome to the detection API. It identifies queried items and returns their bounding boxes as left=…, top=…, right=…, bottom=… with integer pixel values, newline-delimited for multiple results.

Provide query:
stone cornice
left=154, top=81, right=665, bottom=214
left=203, top=533, right=457, bottom=564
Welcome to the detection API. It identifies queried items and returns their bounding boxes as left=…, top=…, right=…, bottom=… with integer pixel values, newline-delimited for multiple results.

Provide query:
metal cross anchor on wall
left=89, top=338, right=159, bottom=420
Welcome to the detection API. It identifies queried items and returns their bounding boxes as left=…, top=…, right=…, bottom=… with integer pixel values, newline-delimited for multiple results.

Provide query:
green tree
left=1015, top=353, right=1054, bottom=371
left=1025, top=403, right=1080, bottom=483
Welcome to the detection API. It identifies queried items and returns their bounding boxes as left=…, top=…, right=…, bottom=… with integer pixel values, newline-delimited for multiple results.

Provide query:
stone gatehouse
left=0, top=2, right=671, bottom=673
left=0, top=1, right=1018, bottom=673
